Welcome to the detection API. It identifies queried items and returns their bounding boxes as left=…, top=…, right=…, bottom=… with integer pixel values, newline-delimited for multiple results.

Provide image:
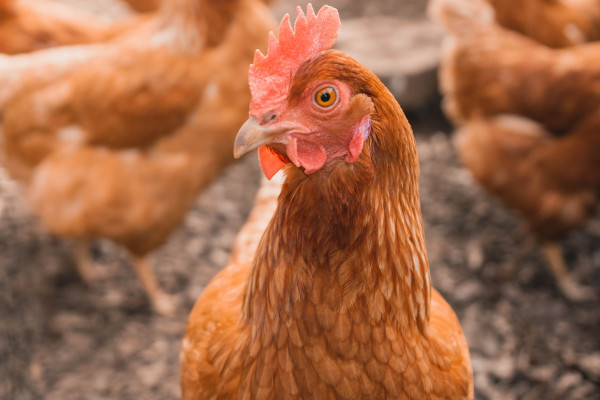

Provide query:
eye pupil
left=320, top=92, right=331, bottom=103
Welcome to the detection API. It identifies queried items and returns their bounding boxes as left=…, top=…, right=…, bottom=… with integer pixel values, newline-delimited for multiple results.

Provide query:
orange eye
left=314, top=87, right=337, bottom=108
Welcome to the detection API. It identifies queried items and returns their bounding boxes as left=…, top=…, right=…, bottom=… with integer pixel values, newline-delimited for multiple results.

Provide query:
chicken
left=487, top=0, right=600, bottom=47
left=455, top=115, right=600, bottom=300
left=0, top=0, right=274, bottom=314
left=430, top=0, right=600, bottom=300
left=0, top=0, right=133, bottom=54
left=180, top=5, right=473, bottom=399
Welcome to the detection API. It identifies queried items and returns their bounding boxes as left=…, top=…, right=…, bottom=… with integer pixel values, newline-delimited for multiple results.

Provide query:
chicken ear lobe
left=346, top=115, right=372, bottom=163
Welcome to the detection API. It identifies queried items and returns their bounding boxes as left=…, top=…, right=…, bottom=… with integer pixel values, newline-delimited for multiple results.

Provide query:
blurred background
left=0, top=0, right=599, bottom=399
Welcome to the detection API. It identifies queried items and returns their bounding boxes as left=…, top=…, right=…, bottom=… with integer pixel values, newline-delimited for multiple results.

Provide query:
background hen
left=181, top=6, right=473, bottom=398
left=0, top=0, right=274, bottom=314
left=430, top=0, right=600, bottom=300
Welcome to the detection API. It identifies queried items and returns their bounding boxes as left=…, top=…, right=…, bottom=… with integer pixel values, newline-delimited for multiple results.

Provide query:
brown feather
left=434, top=0, right=600, bottom=243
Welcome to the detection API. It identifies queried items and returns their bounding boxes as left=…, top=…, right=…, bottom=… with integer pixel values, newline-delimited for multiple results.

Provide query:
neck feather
left=243, top=95, right=431, bottom=337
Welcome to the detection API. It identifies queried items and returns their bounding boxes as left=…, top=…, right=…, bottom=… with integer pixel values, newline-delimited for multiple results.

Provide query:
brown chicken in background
left=0, top=0, right=274, bottom=315
left=181, top=5, right=473, bottom=399
left=430, top=0, right=600, bottom=300
left=0, top=0, right=135, bottom=54
left=488, top=0, right=600, bottom=47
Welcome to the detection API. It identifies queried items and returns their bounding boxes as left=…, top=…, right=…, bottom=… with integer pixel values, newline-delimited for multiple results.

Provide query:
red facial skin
left=251, top=79, right=372, bottom=179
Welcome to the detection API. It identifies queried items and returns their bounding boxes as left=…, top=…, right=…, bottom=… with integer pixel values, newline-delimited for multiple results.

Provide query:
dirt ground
left=1, top=0, right=599, bottom=399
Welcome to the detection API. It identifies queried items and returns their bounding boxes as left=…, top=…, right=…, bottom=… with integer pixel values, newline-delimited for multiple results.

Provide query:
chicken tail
left=428, top=0, right=496, bottom=37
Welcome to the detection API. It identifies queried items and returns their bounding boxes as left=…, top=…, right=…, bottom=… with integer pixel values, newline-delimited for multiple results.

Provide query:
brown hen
left=0, top=0, right=274, bottom=314
left=431, top=0, right=600, bottom=300
left=181, top=5, right=473, bottom=399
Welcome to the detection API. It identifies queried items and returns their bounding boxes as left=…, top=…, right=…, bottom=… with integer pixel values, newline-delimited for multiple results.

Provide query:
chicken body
left=431, top=0, right=600, bottom=300
left=181, top=6, right=473, bottom=398
left=1, top=0, right=274, bottom=313
left=0, top=0, right=133, bottom=54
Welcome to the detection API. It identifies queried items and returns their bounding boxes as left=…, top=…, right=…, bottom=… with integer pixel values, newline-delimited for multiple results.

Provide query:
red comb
left=248, top=4, right=340, bottom=116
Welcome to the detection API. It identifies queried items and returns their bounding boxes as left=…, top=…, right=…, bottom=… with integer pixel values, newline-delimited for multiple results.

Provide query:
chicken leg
left=72, top=239, right=102, bottom=283
left=74, top=240, right=176, bottom=315
left=541, top=242, right=596, bottom=302
left=130, top=256, right=177, bottom=316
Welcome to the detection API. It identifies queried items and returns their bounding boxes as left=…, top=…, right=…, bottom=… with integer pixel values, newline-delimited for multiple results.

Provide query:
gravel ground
left=1, top=0, right=599, bottom=399
left=417, top=128, right=600, bottom=400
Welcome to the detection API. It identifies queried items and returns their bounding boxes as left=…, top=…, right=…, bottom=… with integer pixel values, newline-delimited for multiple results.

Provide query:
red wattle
left=258, top=146, right=287, bottom=180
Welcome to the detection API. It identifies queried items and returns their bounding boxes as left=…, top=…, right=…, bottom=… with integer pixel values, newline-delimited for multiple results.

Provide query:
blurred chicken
left=488, top=0, right=600, bottom=47
left=0, top=0, right=134, bottom=54
left=0, top=0, right=274, bottom=314
left=181, top=6, right=473, bottom=398
left=455, top=115, right=599, bottom=300
left=430, top=0, right=600, bottom=300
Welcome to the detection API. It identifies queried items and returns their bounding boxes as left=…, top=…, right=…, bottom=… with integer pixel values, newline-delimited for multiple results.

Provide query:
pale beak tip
left=233, top=146, right=244, bottom=159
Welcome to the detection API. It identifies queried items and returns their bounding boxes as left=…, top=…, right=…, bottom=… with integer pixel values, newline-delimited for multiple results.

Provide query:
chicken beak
left=233, top=117, right=292, bottom=159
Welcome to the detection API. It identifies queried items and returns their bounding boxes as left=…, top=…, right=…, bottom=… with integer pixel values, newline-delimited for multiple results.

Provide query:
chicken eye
left=314, top=87, right=337, bottom=108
